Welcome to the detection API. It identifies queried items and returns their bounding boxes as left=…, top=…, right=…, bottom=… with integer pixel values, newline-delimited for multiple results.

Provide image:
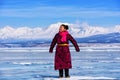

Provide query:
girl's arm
left=49, top=34, right=57, bottom=53
left=68, top=34, right=80, bottom=52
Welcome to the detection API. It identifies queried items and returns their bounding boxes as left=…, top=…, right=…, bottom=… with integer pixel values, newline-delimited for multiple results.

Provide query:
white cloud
left=0, top=22, right=120, bottom=39
left=1, top=6, right=120, bottom=18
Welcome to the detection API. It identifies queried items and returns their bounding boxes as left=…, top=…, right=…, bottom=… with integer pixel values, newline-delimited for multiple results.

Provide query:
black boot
left=59, top=69, right=63, bottom=78
left=65, top=69, right=70, bottom=78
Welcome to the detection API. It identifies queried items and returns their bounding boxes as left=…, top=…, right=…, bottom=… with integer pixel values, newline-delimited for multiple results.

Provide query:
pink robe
left=49, top=33, right=80, bottom=70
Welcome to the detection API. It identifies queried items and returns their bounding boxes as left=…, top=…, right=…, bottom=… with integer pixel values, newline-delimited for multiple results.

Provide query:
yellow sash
left=57, top=44, right=69, bottom=46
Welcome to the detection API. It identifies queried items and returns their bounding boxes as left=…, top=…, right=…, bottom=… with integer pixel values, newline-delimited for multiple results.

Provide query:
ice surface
left=44, top=76, right=115, bottom=80
left=0, top=47, right=120, bottom=80
left=0, top=47, right=120, bottom=53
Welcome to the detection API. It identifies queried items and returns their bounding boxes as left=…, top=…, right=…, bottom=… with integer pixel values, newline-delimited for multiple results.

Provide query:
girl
left=49, top=24, right=80, bottom=78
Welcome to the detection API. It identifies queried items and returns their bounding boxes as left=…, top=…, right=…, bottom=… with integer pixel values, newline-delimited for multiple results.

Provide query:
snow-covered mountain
left=0, top=22, right=120, bottom=39
left=0, top=32, right=120, bottom=47
left=0, top=22, right=120, bottom=44
left=76, top=32, right=120, bottom=43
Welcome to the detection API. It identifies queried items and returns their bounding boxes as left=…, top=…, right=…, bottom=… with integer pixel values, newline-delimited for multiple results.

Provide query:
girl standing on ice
left=49, top=24, right=80, bottom=78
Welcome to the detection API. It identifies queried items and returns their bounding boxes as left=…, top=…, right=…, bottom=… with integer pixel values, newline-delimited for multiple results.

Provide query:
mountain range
left=0, top=22, right=120, bottom=47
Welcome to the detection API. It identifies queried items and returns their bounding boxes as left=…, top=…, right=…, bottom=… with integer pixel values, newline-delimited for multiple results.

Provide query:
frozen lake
left=0, top=47, right=120, bottom=80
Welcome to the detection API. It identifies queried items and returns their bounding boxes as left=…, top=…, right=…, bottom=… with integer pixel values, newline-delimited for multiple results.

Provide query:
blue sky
left=0, top=0, right=120, bottom=28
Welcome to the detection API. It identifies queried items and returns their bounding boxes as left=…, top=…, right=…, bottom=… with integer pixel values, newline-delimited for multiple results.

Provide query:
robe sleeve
left=68, top=34, right=80, bottom=52
left=49, top=34, right=58, bottom=53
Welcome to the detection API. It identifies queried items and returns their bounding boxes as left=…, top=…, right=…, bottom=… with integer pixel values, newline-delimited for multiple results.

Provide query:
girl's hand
left=49, top=48, right=53, bottom=53
left=76, top=49, right=80, bottom=52
left=49, top=51, right=53, bottom=53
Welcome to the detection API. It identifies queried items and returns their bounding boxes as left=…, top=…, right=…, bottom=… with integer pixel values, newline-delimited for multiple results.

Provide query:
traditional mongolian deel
left=49, top=31, right=80, bottom=70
